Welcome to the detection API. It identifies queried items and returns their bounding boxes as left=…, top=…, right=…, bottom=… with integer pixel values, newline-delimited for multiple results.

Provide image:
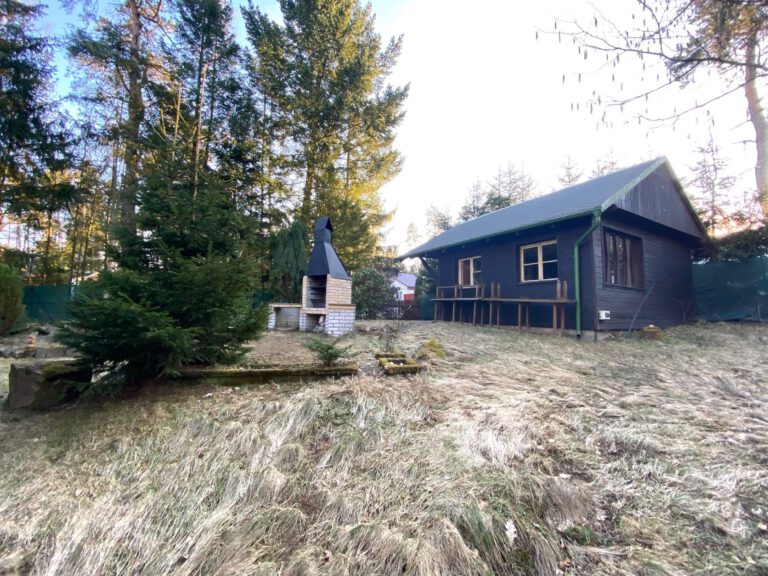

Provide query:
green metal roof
left=401, top=157, right=670, bottom=259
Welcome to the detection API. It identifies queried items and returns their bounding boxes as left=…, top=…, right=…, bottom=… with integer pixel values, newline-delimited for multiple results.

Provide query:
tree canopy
left=555, top=0, right=768, bottom=219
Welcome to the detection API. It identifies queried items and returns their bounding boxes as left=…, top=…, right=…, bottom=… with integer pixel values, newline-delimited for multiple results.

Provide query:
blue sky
left=40, top=0, right=757, bottom=249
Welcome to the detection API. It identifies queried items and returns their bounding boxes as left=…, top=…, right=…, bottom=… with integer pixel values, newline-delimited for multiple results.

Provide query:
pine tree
left=270, top=220, right=308, bottom=302
left=557, top=155, right=583, bottom=188
left=0, top=0, right=71, bottom=219
left=690, top=134, right=736, bottom=236
left=60, top=115, right=268, bottom=390
left=242, top=0, right=408, bottom=268
left=459, top=180, right=487, bottom=222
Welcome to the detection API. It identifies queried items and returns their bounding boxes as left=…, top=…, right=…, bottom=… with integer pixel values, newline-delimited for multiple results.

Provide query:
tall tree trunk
left=301, top=166, right=315, bottom=225
left=203, top=41, right=219, bottom=169
left=191, top=41, right=209, bottom=212
left=121, top=0, right=146, bottom=234
left=172, top=81, right=182, bottom=162
left=43, top=209, right=54, bottom=283
left=745, top=33, right=768, bottom=220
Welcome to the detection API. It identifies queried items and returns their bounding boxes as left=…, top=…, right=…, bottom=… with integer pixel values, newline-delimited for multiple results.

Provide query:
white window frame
left=520, top=240, right=558, bottom=283
left=458, top=256, right=481, bottom=286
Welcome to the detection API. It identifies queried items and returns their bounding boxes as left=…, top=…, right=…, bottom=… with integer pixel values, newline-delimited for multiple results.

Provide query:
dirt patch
left=243, top=330, right=319, bottom=366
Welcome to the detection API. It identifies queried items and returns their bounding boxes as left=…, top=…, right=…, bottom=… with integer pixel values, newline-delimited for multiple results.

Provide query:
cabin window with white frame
left=520, top=240, right=558, bottom=282
left=458, top=256, right=481, bottom=286
left=604, top=230, right=644, bottom=288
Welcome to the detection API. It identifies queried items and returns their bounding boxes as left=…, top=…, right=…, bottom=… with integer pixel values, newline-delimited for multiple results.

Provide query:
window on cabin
left=604, top=230, right=644, bottom=288
left=520, top=240, right=558, bottom=282
left=458, top=256, right=481, bottom=286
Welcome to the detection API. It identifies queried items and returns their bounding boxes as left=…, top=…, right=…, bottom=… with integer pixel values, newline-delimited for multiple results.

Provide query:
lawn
left=0, top=321, right=766, bottom=575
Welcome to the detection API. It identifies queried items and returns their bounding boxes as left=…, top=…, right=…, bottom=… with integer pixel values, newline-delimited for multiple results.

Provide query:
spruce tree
left=242, top=0, right=408, bottom=270
left=270, top=220, right=308, bottom=303
left=59, top=113, right=267, bottom=390
left=0, top=0, right=71, bottom=217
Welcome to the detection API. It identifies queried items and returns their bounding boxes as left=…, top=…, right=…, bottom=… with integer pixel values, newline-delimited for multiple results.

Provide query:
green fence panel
left=693, top=257, right=768, bottom=322
left=22, top=285, right=73, bottom=323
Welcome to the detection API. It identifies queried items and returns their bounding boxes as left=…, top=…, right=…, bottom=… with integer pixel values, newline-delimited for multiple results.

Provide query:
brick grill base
left=298, top=274, right=355, bottom=336
left=299, top=305, right=355, bottom=336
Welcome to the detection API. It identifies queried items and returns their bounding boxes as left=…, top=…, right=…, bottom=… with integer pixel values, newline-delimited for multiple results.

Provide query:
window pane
left=523, top=264, right=538, bottom=281
left=630, top=239, right=643, bottom=288
left=541, top=242, right=557, bottom=262
left=459, top=260, right=470, bottom=285
left=616, top=236, right=627, bottom=285
left=522, top=246, right=538, bottom=264
left=473, top=257, right=482, bottom=272
left=604, top=231, right=643, bottom=288
left=542, top=261, right=558, bottom=279
left=605, top=233, right=616, bottom=284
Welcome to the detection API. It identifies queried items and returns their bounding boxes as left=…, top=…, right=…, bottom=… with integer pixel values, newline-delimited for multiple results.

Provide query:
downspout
left=574, top=210, right=602, bottom=338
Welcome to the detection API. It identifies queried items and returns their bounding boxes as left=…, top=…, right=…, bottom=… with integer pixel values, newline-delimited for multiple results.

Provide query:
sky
left=42, top=0, right=758, bottom=252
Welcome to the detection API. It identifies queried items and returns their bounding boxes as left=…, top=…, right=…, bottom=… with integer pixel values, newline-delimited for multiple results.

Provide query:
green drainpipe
left=573, top=210, right=602, bottom=338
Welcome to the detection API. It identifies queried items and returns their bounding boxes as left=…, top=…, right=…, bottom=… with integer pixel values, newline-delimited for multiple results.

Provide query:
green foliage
left=352, top=268, right=397, bottom=319
left=270, top=220, right=308, bottom=302
left=304, top=336, right=355, bottom=367
left=243, top=0, right=407, bottom=269
left=707, top=224, right=768, bottom=262
left=58, top=273, right=198, bottom=390
left=0, top=0, right=71, bottom=213
left=0, top=264, right=25, bottom=336
left=59, top=130, right=269, bottom=390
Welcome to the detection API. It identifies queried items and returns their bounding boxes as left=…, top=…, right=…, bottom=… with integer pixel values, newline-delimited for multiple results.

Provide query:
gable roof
left=307, top=217, right=351, bottom=279
left=401, top=157, right=703, bottom=259
left=392, top=272, right=417, bottom=288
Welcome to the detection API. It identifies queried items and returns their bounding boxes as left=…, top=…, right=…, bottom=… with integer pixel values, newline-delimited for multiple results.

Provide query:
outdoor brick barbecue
left=268, top=217, right=355, bottom=336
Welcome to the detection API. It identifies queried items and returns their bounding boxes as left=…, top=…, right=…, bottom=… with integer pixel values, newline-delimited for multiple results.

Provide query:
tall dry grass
left=0, top=321, right=766, bottom=575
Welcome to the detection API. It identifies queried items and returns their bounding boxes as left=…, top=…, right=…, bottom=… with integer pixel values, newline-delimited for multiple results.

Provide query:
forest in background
left=3, top=0, right=768, bottom=291
left=0, top=0, right=406, bottom=287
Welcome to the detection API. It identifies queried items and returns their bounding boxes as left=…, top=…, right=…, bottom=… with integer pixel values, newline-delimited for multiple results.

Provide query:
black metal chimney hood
left=306, top=217, right=351, bottom=280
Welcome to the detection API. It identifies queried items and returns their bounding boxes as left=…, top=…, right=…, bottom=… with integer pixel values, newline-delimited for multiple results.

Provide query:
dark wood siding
left=613, top=165, right=703, bottom=239
left=435, top=216, right=596, bottom=330
left=592, top=215, right=694, bottom=330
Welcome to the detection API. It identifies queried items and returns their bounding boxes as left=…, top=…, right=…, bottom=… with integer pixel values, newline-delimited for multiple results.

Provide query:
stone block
left=7, top=360, right=93, bottom=410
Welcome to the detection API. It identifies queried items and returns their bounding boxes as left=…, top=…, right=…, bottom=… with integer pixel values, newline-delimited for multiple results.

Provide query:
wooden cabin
left=400, top=157, right=706, bottom=336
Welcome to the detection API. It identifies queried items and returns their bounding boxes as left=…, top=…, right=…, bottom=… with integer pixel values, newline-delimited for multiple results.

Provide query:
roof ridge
left=400, top=156, right=670, bottom=259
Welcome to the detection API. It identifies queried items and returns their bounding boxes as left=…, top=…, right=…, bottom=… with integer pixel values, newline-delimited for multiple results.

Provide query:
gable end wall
left=592, top=216, right=694, bottom=330
left=613, top=165, right=703, bottom=238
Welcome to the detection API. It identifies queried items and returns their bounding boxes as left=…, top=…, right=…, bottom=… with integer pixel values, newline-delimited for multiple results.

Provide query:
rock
left=7, top=359, right=92, bottom=410
left=34, top=346, right=70, bottom=359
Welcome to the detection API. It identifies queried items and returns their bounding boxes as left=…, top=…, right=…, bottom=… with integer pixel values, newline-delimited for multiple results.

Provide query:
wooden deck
left=434, top=281, right=575, bottom=333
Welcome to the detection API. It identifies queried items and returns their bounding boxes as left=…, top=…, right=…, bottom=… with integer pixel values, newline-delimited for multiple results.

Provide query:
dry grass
left=0, top=321, right=767, bottom=575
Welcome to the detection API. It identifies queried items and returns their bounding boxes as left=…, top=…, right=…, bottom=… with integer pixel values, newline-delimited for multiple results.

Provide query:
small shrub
left=0, top=264, right=25, bottom=336
left=304, top=337, right=356, bottom=367
left=352, top=268, right=397, bottom=320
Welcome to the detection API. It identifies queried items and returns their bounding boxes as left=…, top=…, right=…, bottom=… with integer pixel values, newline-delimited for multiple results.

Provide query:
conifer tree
left=60, top=101, right=267, bottom=389
left=0, top=0, right=71, bottom=219
left=242, top=0, right=408, bottom=268
left=270, top=220, right=308, bottom=303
